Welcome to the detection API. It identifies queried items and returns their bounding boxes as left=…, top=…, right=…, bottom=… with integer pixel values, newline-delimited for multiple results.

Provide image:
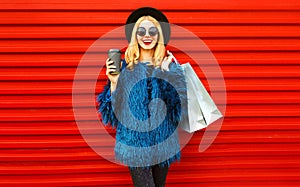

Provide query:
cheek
left=136, top=36, right=143, bottom=44
left=154, top=36, right=159, bottom=43
left=136, top=36, right=140, bottom=42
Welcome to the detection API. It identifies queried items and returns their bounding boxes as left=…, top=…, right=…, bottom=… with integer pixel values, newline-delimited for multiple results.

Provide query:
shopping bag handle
left=167, top=50, right=179, bottom=65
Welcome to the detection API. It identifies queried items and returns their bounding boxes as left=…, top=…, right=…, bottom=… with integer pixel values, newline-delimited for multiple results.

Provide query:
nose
left=144, top=31, right=150, bottom=37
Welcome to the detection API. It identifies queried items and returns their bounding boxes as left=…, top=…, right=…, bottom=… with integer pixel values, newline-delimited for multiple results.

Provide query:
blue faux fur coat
left=97, top=60, right=187, bottom=168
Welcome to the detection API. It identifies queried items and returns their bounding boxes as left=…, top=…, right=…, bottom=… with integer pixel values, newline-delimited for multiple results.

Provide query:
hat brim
left=125, top=7, right=170, bottom=45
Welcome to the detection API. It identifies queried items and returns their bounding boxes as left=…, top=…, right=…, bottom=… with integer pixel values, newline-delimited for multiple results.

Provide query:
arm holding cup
left=106, top=49, right=122, bottom=93
left=105, top=58, right=120, bottom=93
left=96, top=58, right=120, bottom=128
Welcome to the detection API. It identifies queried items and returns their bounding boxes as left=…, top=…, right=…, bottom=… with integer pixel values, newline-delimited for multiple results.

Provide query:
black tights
left=129, top=164, right=169, bottom=187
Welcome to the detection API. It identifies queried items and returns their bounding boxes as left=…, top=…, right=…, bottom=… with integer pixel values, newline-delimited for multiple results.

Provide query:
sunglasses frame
left=136, top=27, right=159, bottom=37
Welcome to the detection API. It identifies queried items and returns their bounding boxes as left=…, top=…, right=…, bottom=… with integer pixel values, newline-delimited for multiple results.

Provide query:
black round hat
left=125, top=7, right=170, bottom=45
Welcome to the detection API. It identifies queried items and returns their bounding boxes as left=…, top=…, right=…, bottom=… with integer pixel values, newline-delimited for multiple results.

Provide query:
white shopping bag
left=179, top=62, right=223, bottom=133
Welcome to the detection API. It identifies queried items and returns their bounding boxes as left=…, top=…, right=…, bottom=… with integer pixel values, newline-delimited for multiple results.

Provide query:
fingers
left=167, top=50, right=172, bottom=56
left=106, top=66, right=117, bottom=75
left=167, top=55, right=173, bottom=62
left=106, top=58, right=114, bottom=66
left=161, top=57, right=170, bottom=71
left=167, top=50, right=174, bottom=57
left=106, top=58, right=118, bottom=75
left=164, top=50, right=173, bottom=63
left=161, top=50, right=175, bottom=71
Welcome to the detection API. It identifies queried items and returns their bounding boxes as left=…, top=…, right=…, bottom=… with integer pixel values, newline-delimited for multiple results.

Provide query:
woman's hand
left=161, top=50, right=174, bottom=71
left=106, top=58, right=120, bottom=92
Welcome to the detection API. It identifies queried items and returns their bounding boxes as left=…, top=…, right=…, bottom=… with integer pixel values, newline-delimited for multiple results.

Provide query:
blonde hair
left=125, top=16, right=166, bottom=68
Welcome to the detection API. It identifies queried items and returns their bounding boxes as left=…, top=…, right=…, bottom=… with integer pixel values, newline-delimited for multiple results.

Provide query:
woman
left=97, top=7, right=187, bottom=187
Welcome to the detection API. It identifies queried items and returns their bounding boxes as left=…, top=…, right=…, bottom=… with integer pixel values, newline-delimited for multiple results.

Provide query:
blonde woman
left=97, top=7, right=187, bottom=187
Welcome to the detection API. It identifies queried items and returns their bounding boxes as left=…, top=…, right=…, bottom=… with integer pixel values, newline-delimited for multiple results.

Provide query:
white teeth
left=143, top=40, right=152, bottom=42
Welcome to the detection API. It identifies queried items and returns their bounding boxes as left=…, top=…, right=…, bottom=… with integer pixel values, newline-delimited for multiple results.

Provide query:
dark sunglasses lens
left=136, top=27, right=158, bottom=37
left=149, top=27, right=158, bottom=36
left=136, top=27, right=146, bottom=36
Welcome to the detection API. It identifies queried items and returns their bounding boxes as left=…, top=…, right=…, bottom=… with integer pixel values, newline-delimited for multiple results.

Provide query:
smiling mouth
left=143, top=40, right=152, bottom=45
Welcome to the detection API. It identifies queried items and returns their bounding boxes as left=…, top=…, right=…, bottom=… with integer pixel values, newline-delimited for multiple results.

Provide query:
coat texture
left=97, top=60, right=187, bottom=168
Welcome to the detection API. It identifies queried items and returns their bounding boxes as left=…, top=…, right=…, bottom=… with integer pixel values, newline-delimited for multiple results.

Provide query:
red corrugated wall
left=1, top=0, right=300, bottom=186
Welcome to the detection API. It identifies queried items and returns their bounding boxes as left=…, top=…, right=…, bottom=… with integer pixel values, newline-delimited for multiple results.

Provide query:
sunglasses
left=136, top=27, right=159, bottom=37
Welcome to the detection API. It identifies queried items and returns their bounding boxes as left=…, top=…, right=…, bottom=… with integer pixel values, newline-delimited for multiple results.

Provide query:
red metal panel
left=2, top=26, right=300, bottom=39
left=2, top=39, right=300, bottom=53
left=0, top=0, right=300, bottom=186
left=1, top=11, right=300, bottom=24
left=1, top=0, right=299, bottom=10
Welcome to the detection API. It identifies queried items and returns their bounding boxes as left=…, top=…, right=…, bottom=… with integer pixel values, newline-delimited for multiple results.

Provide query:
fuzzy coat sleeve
left=96, top=60, right=127, bottom=128
left=96, top=80, right=118, bottom=128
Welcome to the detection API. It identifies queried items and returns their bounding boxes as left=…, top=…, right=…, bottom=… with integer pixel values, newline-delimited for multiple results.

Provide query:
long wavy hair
left=125, top=16, right=166, bottom=69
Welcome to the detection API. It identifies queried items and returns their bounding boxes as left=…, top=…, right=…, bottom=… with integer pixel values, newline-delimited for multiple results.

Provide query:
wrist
left=110, top=82, right=117, bottom=93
